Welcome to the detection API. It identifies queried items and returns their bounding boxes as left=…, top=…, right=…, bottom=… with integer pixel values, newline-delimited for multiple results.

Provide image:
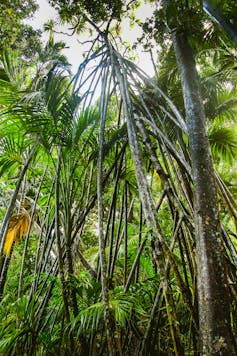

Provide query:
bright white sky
left=28, top=0, right=155, bottom=76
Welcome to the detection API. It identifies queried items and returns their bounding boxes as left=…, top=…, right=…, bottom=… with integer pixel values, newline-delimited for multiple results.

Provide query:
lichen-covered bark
left=172, top=31, right=236, bottom=354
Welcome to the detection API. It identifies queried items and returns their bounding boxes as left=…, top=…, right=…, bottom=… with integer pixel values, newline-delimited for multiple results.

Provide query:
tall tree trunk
left=112, top=49, right=183, bottom=356
left=97, top=61, right=117, bottom=355
left=55, top=149, right=70, bottom=323
left=172, top=30, right=236, bottom=354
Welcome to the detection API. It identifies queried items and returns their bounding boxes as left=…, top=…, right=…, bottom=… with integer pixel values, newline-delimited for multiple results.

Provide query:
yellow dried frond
left=3, top=229, right=16, bottom=257
left=3, top=212, right=30, bottom=257
left=17, top=213, right=29, bottom=242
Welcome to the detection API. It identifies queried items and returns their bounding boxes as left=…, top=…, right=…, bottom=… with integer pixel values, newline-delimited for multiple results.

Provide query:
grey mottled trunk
left=172, top=30, right=236, bottom=355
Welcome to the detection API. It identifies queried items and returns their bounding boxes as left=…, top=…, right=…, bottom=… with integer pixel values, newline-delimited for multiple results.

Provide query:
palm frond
left=209, top=126, right=237, bottom=162
left=1, top=49, right=25, bottom=88
left=215, top=95, right=237, bottom=122
left=0, top=134, right=30, bottom=176
left=70, top=301, right=104, bottom=336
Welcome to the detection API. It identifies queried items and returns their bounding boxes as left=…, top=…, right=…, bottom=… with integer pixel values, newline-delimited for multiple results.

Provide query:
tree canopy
left=0, top=0, right=42, bottom=57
